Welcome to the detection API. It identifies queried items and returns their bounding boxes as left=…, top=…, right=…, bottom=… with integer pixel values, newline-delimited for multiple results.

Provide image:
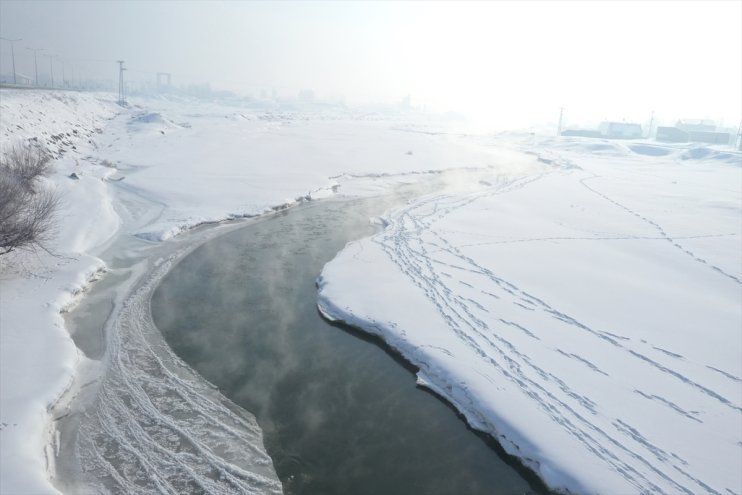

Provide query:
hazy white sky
left=1, top=1, right=740, bottom=126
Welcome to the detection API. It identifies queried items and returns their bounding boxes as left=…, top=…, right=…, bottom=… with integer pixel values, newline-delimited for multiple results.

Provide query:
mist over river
left=152, top=196, right=547, bottom=495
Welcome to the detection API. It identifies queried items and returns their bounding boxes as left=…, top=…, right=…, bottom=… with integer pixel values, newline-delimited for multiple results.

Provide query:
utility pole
left=27, top=47, right=43, bottom=86
left=736, top=120, right=742, bottom=152
left=557, top=107, right=564, bottom=136
left=116, top=60, right=126, bottom=105
left=42, top=53, right=54, bottom=87
left=0, top=37, right=21, bottom=84
left=647, top=110, right=654, bottom=139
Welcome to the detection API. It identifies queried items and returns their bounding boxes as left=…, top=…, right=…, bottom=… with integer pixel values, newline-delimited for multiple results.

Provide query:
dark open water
left=152, top=196, right=548, bottom=495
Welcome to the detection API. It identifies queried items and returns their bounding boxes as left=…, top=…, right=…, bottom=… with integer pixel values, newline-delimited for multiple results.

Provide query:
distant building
left=676, top=119, right=716, bottom=133
left=656, top=120, right=732, bottom=145
left=1, top=72, right=32, bottom=85
left=599, top=121, right=643, bottom=139
left=561, top=129, right=603, bottom=138
left=298, top=90, right=315, bottom=102
left=687, top=131, right=732, bottom=145
left=656, top=126, right=688, bottom=143
left=676, top=119, right=732, bottom=144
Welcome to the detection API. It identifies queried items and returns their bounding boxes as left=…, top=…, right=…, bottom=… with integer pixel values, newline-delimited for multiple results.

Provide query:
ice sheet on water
left=75, top=257, right=282, bottom=494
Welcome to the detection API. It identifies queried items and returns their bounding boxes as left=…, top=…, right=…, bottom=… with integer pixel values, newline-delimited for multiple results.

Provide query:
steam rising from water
left=63, top=163, right=545, bottom=494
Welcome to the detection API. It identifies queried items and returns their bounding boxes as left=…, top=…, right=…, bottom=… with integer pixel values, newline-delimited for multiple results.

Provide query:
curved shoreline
left=2, top=88, right=550, bottom=493
left=316, top=294, right=564, bottom=495
left=49, top=171, right=546, bottom=493
left=51, top=191, right=420, bottom=491
left=49, top=207, right=297, bottom=493
left=318, top=315, right=555, bottom=495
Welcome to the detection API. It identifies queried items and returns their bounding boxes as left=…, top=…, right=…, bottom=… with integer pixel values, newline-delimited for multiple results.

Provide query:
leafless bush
left=1, top=145, right=53, bottom=191
left=0, top=144, right=59, bottom=255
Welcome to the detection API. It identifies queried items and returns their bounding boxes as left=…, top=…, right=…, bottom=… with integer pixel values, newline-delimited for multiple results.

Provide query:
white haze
left=1, top=0, right=740, bottom=128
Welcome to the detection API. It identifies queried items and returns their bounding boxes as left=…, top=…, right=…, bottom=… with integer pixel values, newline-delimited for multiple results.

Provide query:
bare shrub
left=0, top=144, right=60, bottom=255
left=1, top=145, right=54, bottom=191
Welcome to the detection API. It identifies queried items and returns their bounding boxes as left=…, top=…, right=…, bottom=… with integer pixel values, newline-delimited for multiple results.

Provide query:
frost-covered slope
left=0, top=90, right=117, bottom=156
left=318, top=143, right=742, bottom=494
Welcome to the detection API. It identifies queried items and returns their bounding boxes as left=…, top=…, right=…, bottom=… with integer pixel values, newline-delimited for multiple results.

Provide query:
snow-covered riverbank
left=318, top=138, right=742, bottom=493
left=3, top=89, right=739, bottom=494
left=1, top=91, right=121, bottom=494
left=1, top=89, right=541, bottom=493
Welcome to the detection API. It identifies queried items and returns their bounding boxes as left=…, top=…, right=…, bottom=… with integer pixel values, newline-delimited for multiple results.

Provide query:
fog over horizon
left=1, top=0, right=740, bottom=129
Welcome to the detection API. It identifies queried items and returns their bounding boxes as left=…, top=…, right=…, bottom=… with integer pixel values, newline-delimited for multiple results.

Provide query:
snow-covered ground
left=2, top=88, right=740, bottom=493
left=0, top=89, right=541, bottom=493
left=95, top=98, right=533, bottom=241
left=318, top=138, right=742, bottom=493
left=1, top=91, right=121, bottom=494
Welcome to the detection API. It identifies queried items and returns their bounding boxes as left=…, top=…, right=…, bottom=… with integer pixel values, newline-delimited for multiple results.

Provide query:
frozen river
left=152, top=196, right=549, bottom=495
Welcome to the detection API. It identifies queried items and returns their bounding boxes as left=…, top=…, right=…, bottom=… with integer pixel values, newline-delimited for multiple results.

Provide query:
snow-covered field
left=318, top=139, right=742, bottom=493
left=1, top=88, right=740, bottom=493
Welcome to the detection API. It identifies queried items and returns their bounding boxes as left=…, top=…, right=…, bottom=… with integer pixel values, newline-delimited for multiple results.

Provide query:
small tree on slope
left=0, top=144, right=59, bottom=255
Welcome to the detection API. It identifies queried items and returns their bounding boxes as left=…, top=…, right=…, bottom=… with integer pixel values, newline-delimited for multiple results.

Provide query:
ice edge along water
left=315, top=176, right=582, bottom=492
left=316, top=159, right=742, bottom=495
left=65, top=252, right=283, bottom=494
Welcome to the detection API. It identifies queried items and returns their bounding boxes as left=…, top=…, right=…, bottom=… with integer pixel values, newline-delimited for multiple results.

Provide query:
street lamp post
left=44, top=54, right=54, bottom=87
left=26, top=47, right=43, bottom=86
left=0, top=37, right=21, bottom=84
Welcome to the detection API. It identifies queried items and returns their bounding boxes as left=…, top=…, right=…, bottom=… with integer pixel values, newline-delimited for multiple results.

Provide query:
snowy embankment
left=0, top=90, right=120, bottom=494
left=318, top=140, right=742, bottom=494
left=0, top=89, right=542, bottom=494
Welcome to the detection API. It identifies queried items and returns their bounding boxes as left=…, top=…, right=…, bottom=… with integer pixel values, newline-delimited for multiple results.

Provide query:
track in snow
left=355, top=173, right=742, bottom=494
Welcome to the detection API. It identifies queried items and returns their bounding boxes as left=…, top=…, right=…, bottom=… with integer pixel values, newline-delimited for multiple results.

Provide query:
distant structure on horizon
left=656, top=119, right=732, bottom=145
left=0, top=72, right=32, bottom=85
left=676, top=119, right=716, bottom=133
left=560, top=121, right=643, bottom=139
left=560, top=117, right=736, bottom=147
left=598, top=121, right=643, bottom=139
left=156, top=72, right=172, bottom=92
